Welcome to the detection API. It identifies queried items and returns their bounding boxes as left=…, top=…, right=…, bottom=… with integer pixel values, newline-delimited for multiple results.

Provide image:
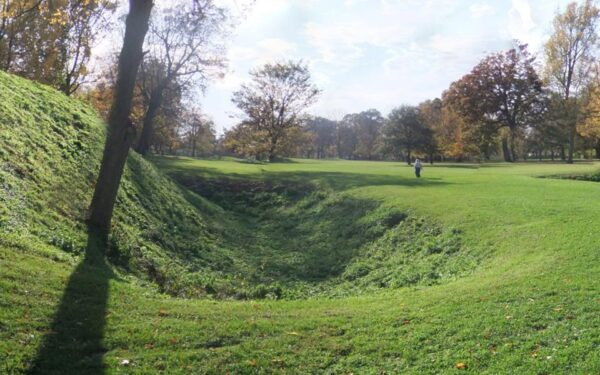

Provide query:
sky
left=97, top=0, right=578, bottom=135
left=196, top=0, right=578, bottom=134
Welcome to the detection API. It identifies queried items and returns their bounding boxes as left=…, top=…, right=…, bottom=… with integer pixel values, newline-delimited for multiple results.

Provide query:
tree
left=181, top=108, right=216, bottom=157
left=231, top=61, right=320, bottom=162
left=336, top=120, right=358, bottom=159
left=341, top=109, right=384, bottom=160
left=135, top=0, right=226, bottom=155
left=445, top=44, right=545, bottom=162
left=545, top=0, right=600, bottom=163
left=418, top=99, right=442, bottom=163
left=0, top=0, right=42, bottom=71
left=383, top=105, right=432, bottom=165
left=579, top=81, right=600, bottom=158
left=88, top=0, right=153, bottom=234
left=1, top=0, right=116, bottom=94
left=221, top=121, right=270, bottom=159
left=304, top=117, right=338, bottom=158
left=58, top=0, right=117, bottom=95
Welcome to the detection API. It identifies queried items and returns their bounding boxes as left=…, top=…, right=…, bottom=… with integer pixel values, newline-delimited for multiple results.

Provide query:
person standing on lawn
left=414, top=158, right=422, bottom=178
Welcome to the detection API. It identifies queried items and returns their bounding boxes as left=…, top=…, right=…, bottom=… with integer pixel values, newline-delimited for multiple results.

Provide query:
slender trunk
left=88, top=0, right=153, bottom=234
left=567, top=124, right=575, bottom=164
left=595, top=140, right=600, bottom=159
left=501, top=135, right=512, bottom=162
left=136, top=85, right=165, bottom=155
left=550, top=149, right=555, bottom=161
left=509, top=128, right=518, bottom=161
left=560, top=145, right=566, bottom=161
left=406, top=149, right=411, bottom=165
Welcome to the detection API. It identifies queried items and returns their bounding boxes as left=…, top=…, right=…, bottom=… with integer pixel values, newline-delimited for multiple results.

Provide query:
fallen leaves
left=247, top=359, right=257, bottom=367
left=455, top=362, right=466, bottom=369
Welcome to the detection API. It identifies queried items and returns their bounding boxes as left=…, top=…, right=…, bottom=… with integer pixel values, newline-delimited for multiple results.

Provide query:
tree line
left=222, top=1, right=600, bottom=164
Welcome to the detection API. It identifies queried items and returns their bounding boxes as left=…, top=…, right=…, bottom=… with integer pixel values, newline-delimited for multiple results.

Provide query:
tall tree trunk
left=567, top=124, right=575, bottom=164
left=88, top=0, right=153, bottom=234
left=406, top=149, right=411, bottom=165
left=501, top=135, right=512, bottom=162
left=136, top=85, right=165, bottom=155
left=509, top=128, right=518, bottom=161
left=595, top=139, right=600, bottom=159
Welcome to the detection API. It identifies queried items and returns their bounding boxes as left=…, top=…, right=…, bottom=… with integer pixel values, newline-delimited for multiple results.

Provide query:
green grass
left=1, top=71, right=600, bottom=373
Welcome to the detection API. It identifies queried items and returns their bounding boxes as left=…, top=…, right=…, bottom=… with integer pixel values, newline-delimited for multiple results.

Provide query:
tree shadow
left=28, top=226, right=112, bottom=375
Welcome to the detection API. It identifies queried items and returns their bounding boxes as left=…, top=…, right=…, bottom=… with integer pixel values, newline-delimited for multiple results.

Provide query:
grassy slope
left=1, top=71, right=599, bottom=373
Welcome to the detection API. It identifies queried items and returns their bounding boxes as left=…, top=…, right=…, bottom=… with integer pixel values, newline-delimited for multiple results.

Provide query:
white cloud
left=200, top=0, right=575, bottom=134
left=470, top=3, right=494, bottom=18
left=508, top=0, right=537, bottom=44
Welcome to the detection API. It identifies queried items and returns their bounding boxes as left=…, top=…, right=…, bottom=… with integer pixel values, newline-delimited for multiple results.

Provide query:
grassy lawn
left=4, top=157, right=600, bottom=374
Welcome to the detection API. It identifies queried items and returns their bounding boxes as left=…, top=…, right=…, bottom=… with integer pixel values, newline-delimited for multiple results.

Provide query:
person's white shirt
left=415, top=159, right=422, bottom=168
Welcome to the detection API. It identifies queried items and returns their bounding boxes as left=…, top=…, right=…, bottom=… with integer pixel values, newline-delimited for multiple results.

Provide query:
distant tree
left=304, top=117, right=338, bottom=158
left=231, top=61, right=320, bottom=161
left=436, top=99, right=470, bottom=160
left=418, top=99, right=442, bottom=163
left=181, top=109, right=216, bottom=157
left=341, top=109, right=384, bottom=160
left=89, top=0, right=153, bottom=234
left=222, top=122, right=270, bottom=159
left=545, top=0, right=600, bottom=163
left=445, top=44, right=546, bottom=162
left=336, top=120, right=358, bottom=159
left=135, top=0, right=227, bottom=155
left=579, top=81, right=600, bottom=158
left=529, top=93, right=572, bottom=160
left=383, top=105, right=433, bottom=165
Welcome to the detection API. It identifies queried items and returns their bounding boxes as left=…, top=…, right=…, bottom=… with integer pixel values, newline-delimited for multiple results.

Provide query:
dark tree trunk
left=88, top=0, right=153, bottom=235
left=268, top=135, right=279, bottom=162
left=567, top=125, right=575, bottom=164
left=501, top=136, right=512, bottom=162
left=560, top=144, right=566, bottom=161
left=136, top=85, right=165, bottom=155
left=550, top=149, right=555, bottom=161
left=509, top=128, right=518, bottom=161
left=406, top=149, right=412, bottom=165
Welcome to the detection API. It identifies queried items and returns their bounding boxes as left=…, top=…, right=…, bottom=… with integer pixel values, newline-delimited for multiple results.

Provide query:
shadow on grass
left=28, top=226, right=112, bottom=375
left=166, top=167, right=451, bottom=193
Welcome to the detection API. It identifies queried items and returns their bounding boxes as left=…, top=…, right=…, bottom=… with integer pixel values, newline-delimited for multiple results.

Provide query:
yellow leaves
left=455, top=362, right=467, bottom=369
left=286, top=331, right=300, bottom=336
left=158, top=308, right=169, bottom=317
left=246, top=359, right=257, bottom=367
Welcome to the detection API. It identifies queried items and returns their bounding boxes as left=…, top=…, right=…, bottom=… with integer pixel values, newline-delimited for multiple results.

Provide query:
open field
left=4, top=157, right=600, bottom=373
